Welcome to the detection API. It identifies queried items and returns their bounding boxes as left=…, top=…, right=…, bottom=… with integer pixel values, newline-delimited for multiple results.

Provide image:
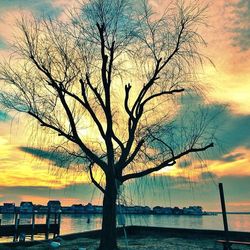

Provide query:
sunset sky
left=0, top=0, right=249, bottom=212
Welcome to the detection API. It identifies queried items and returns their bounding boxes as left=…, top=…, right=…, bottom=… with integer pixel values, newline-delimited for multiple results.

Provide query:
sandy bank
left=1, top=226, right=250, bottom=249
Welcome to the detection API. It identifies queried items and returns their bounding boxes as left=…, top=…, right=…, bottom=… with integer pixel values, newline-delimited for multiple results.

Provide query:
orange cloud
left=203, top=147, right=250, bottom=178
left=226, top=201, right=250, bottom=212
left=0, top=138, right=90, bottom=188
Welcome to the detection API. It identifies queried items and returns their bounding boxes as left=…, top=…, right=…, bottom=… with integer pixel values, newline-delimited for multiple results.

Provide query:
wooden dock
left=0, top=210, right=61, bottom=242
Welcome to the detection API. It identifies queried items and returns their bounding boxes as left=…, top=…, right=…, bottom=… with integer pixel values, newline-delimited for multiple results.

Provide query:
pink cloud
left=0, top=9, right=33, bottom=45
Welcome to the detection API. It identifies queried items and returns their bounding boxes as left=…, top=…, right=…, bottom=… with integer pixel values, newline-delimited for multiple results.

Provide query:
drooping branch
left=121, top=143, right=214, bottom=182
left=147, top=128, right=175, bottom=158
left=158, top=21, right=185, bottom=72
left=0, top=1, right=213, bottom=211
left=120, top=18, right=188, bottom=167
left=28, top=110, right=107, bottom=170
left=128, top=20, right=186, bottom=122
left=28, top=110, right=73, bottom=140
left=19, top=29, right=109, bottom=170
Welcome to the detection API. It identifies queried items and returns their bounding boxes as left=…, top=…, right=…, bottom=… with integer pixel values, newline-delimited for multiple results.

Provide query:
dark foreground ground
left=1, top=226, right=250, bottom=249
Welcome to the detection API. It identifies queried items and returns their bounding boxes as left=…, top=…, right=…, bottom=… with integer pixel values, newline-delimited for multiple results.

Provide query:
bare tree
left=0, top=0, right=214, bottom=249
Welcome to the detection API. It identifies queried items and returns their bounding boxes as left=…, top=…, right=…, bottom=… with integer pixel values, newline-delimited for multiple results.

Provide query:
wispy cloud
left=0, top=0, right=62, bottom=18
left=221, top=152, right=245, bottom=162
left=227, top=0, right=250, bottom=51
left=19, top=146, right=86, bottom=168
left=0, top=183, right=97, bottom=205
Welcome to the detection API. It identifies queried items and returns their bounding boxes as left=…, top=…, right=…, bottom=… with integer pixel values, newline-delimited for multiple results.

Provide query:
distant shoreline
left=1, top=202, right=249, bottom=215
left=1, top=210, right=250, bottom=215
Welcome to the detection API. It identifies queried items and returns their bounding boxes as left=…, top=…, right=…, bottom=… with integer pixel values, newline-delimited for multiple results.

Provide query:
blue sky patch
left=0, top=38, right=7, bottom=49
left=0, top=0, right=62, bottom=19
left=0, top=110, right=11, bottom=122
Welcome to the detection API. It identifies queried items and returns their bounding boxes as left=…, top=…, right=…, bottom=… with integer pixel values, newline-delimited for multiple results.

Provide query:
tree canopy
left=0, top=0, right=214, bottom=249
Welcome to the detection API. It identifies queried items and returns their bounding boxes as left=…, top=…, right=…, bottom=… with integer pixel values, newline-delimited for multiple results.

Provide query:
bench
left=217, top=239, right=250, bottom=249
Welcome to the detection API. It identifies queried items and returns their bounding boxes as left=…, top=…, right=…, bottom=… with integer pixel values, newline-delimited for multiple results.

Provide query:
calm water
left=0, top=213, right=249, bottom=242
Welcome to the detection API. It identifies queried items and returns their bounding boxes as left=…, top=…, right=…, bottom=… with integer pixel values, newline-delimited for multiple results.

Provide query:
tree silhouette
left=0, top=0, right=214, bottom=249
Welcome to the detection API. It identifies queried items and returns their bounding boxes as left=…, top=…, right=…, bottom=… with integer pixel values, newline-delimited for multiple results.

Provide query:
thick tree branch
left=112, top=133, right=125, bottom=151
left=119, top=139, right=145, bottom=172
left=85, top=74, right=106, bottom=111
left=28, top=111, right=73, bottom=140
left=97, top=23, right=109, bottom=89
left=124, top=83, right=133, bottom=118
left=97, top=22, right=115, bottom=167
left=121, top=143, right=214, bottom=182
left=78, top=79, right=106, bottom=139
left=131, top=58, right=162, bottom=119
left=158, top=22, right=185, bottom=71
left=107, top=41, right=115, bottom=86
left=141, top=88, right=185, bottom=107
left=89, top=163, right=105, bottom=194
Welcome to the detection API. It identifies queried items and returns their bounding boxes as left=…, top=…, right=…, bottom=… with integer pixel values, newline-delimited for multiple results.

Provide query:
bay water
left=0, top=213, right=249, bottom=242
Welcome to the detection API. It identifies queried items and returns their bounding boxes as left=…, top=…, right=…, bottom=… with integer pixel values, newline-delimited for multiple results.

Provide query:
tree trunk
left=99, top=177, right=118, bottom=250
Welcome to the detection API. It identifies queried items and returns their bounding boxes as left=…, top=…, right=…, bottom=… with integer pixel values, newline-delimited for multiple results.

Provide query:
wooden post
left=13, top=211, right=19, bottom=242
left=31, top=210, right=36, bottom=241
left=45, top=207, right=51, bottom=240
left=53, top=212, right=57, bottom=238
left=219, top=183, right=230, bottom=250
left=57, top=210, right=62, bottom=237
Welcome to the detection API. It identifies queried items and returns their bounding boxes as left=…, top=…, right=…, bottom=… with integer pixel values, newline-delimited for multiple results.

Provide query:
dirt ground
left=1, top=233, right=250, bottom=250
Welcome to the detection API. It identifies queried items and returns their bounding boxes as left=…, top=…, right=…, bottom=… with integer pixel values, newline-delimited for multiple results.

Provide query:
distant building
left=133, top=206, right=148, bottom=214
left=143, top=206, right=152, bottom=214
left=85, top=203, right=95, bottom=213
left=183, top=206, right=203, bottom=215
left=121, top=206, right=137, bottom=214
left=172, top=206, right=183, bottom=215
left=2, top=203, right=15, bottom=213
left=94, top=205, right=103, bottom=214
left=71, top=204, right=85, bottom=213
left=120, top=205, right=151, bottom=214
left=47, top=200, right=61, bottom=213
left=153, top=206, right=172, bottom=214
left=20, top=202, right=33, bottom=213
left=163, top=207, right=173, bottom=214
left=153, top=207, right=172, bottom=214
left=61, top=206, right=72, bottom=213
left=34, top=204, right=47, bottom=213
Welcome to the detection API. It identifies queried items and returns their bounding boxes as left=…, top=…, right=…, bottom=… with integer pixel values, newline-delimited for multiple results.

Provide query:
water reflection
left=0, top=213, right=14, bottom=225
left=0, top=213, right=249, bottom=242
left=59, top=214, right=250, bottom=234
left=60, top=214, right=102, bottom=235
left=19, top=214, right=32, bottom=224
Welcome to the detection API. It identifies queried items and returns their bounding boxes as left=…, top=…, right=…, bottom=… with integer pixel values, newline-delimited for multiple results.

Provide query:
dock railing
left=0, top=209, right=61, bottom=242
